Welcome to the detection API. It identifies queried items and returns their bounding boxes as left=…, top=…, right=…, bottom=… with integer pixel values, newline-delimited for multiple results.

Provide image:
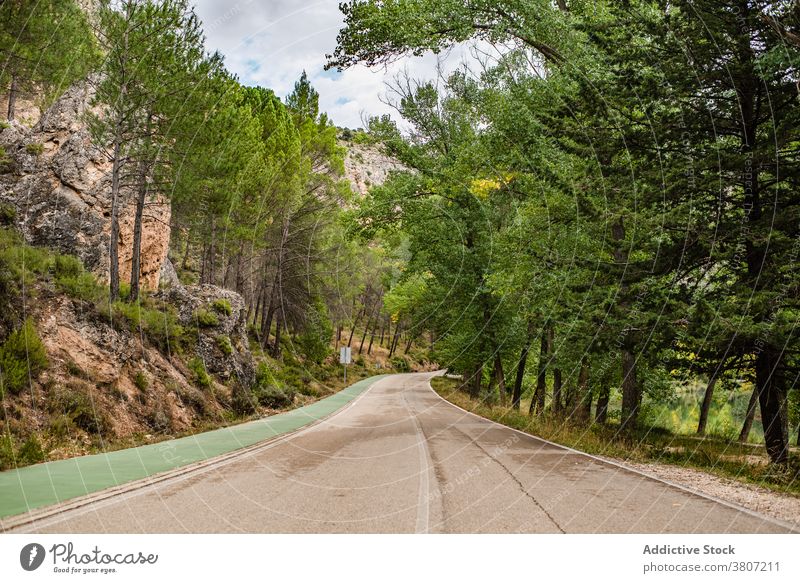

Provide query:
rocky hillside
left=0, top=85, right=264, bottom=468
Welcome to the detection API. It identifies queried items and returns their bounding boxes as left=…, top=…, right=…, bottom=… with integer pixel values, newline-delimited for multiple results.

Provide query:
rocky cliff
left=0, top=82, right=170, bottom=290
left=342, top=138, right=407, bottom=196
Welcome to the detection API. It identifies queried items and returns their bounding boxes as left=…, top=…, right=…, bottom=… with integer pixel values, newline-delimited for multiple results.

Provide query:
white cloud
left=191, top=0, right=490, bottom=129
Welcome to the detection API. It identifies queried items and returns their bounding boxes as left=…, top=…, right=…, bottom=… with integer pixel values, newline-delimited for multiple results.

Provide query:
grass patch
left=193, top=308, right=219, bottom=328
left=216, top=335, right=233, bottom=356
left=211, top=298, right=232, bottom=316
left=24, top=142, right=44, bottom=156
left=133, top=370, right=148, bottom=392
left=188, top=357, right=211, bottom=389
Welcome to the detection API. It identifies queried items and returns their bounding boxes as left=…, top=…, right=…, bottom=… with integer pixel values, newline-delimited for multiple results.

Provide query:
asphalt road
left=15, top=372, right=795, bottom=533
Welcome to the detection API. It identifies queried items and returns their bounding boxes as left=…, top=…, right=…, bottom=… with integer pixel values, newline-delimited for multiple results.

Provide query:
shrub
left=148, top=406, right=173, bottom=433
left=0, top=319, right=49, bottom=395
left=390, top=355, right=410, bottom=372
left=188, top=357, right=211, bottom=388
left=252, top=361, right=295, bottom=408
left=53, top=254, right=83, bottom=278
left=231, top=384, right=257, bottom=415
left=139, top=306, right=185, bottom=352
left=49, top=416, right=73, bottom=438
left=25, top=142, right=44, bottom=156
left=18, top=435, right=45, bottom=464
left=254, top=385, right=294, bottom=408
left=133, top=370, right=148, bottom=391
left=0, top=203, right=15, bottom=225
left=211, top=298, right=232, bottom=316
left=193, top=308, right=218, bottom=327
left=106, top=301, right=185, bottom=353
left=48, top=383, right=109, bottom=435
left=0, top=434, right=14, bottom=470
left=298, top=384, right=322, bottom=398
left=216, top=335, right=233, bottom=356
left=65, top=360, right=87, bottom=379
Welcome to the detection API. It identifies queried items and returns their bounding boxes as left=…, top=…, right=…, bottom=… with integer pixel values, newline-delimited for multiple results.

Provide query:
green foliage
left=297, top=298, right=333, bottom=364
left=211, top=298, right=232, bottom=316
left=0, top=433, right=14, bottom=470
left=0, top=203, right=13, bottom=225
left=107, top=300, right=185, bottom=353
left=134, top=370, right=149, bottom=392
left=0, top=0, right=98, bottom=120
left=17, top=435, right=45, bottom=465
left=54, top=254, right=105, bottom=302
left=216, top=335, right=233, bottom=356
left=328, top=0, right=800, bottom=465
left=188, top=357, right=211, bottom=389
left=0, top=148, right=11, bottom=173
left=24, top=142, right=44, bottom=155
left=48, top=383, right=110, bottom=435
left=390, top=355, right=410, bottom=373
left=0, top=319, right=48, bottom=396
left=252, top=360, right=296, bottom=408
left=193, top=308, right=219, bottom=327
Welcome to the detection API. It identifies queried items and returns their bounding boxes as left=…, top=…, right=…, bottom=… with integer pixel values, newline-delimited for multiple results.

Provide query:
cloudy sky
left=191, top=0, right=482, bottom=129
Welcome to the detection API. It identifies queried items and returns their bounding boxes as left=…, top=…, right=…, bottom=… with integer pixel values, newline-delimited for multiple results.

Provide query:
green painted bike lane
left=0, top=374, right=388, bottom=520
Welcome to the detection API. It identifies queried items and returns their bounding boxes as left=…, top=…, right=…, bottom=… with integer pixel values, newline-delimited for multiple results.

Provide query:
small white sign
left=339, top=346, right=352, bottom=364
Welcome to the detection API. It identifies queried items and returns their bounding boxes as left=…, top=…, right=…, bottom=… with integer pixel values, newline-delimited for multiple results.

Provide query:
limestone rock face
left=0, top=82, right=170, bottom=290
left=159, top=284, right=255, bottom=388
left=342, top=140, right=407, bottom=196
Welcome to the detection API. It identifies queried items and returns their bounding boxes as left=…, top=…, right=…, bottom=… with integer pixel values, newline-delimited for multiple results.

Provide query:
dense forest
left=326, top=0, right=800, bottom=468
left=0, top=0, right=799, bottom=481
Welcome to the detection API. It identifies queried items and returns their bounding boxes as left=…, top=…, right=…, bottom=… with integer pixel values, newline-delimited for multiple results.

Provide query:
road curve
left=14, top=372, right=795, bottom=533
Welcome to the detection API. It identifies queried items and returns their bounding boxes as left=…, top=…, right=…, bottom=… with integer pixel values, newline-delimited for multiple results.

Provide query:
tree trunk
left=620, top=349, right=639, bottom=432
left=271, top=308, right=283, bottom=359
left=6, top=75, right=18, bottom=121
left=208, top=218, right=216, bottom=285
left=531, top=331, right=548, bottom=415
left=512, top=328, right=533, bottom=410
left=261, top=285, right=276, bottom=347
left=755, top=348, right=788, bottom=464
left=697, top=372, right=719, bottom=435
left=595, top=382, right=610, bottom=424
left=389, top=323, right=401, bottom=357
left=552, top=368, right=562, bottom=414
left=109, top=139, right=123, bottom=302
left=574, top=359, right=591, bottom=424
left=738, top=385, right=759, bottom=443
left=181, top=230, right=192, bottom=271
left=490, top=353, right=506, bottom=405
left=347, top=305, right=365, bottom=348
left=468, top=363, right=483, bottom=399
left=358, top=308, right=372, bottom=355
left=367, top=320, right=376, bottom=355
left=129, top=154, right=150, bottom=302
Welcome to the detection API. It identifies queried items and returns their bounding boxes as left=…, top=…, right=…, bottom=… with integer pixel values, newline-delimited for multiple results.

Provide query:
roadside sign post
left=339, top=346, right=352, bottom=383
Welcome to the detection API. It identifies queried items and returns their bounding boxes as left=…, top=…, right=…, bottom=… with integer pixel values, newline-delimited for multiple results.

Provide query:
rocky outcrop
left=159, top=284, right=255, bottom=388
left=342, top=140, right=407, bottom=196
left=0, top=82, right=170, bottom=290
